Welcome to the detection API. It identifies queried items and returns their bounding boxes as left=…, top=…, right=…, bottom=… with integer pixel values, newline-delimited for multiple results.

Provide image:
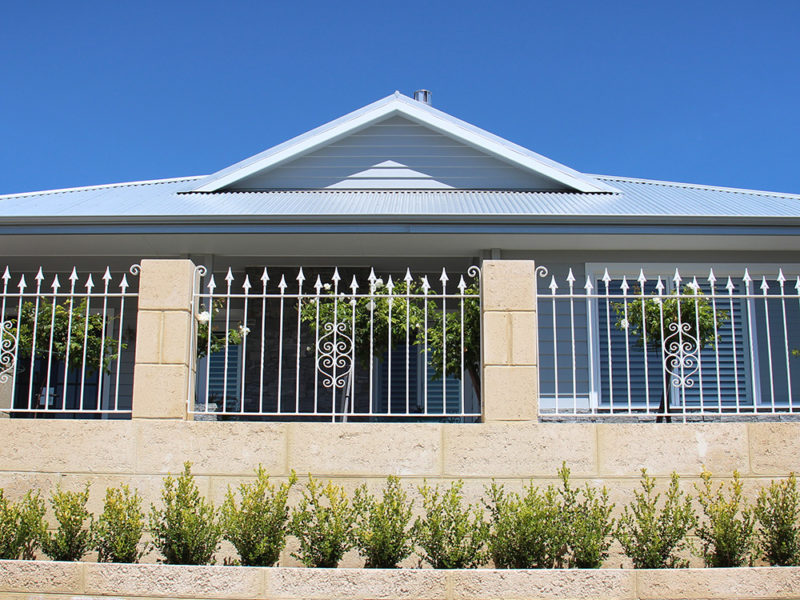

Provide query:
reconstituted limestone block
left=482, top=366, right=539, bottom=421
left=266, top=568, right=448, bottom=600
left=84, top=563, right=263, bottom=598
left=748, top=422, right=800, bottom=475
left=137, top=260, right=196, bottom=312
left=0, top=560, right=82, bottom=593
left=134, top=421, right=288, bottom=476
left=597, top=423, right=749, bottom=476
left=482, top=261, right=537, bottom=312
left=637, top=567, right=800, bottom=599
left=443, top=422, right=597, bottom=478
left=0, top=420, right=135, bottom=474
left=450, top=568, right=636, bottom=600
left=131, top=364, right=191, bottom=420
left=289, top=423, right=441, bottom=477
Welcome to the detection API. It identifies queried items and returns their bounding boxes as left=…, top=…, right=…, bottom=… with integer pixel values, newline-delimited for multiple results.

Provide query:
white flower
left=196, top=311, right=210, bottom=324
left=367, top=300, right=376, bottom=311
left=620, top=318, right=629, bottom=330
left=653, top=297, right=662, bottom=305
left=323, top=283, right=331, bottom=291
left=349, top=299, right=357, bottom=306
left=238, top=325, right=250, bottom=336
left=375, top=278, right=384, bottom=286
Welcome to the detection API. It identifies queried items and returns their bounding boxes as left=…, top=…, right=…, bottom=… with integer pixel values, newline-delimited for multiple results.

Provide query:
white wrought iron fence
left=0, top=266, right=139, bottom=416
left=191, top=266, right=481, bottom=421
left=538, top=265, right=800, bottom=420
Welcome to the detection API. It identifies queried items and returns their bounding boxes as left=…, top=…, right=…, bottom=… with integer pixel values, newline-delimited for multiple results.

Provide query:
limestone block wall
left=0, top=419, right=797, bottom=566
left=2, top=561, right=800, bottom=600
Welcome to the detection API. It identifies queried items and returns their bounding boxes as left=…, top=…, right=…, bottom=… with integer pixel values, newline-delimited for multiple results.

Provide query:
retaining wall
left=1, top=561, right=799, bottom=600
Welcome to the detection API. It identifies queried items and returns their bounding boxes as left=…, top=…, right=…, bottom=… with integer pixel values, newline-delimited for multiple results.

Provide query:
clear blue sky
left=1, top=0, right=799, bottom=195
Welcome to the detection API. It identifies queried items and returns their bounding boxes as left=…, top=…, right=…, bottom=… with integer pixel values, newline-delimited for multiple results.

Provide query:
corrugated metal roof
left=1, top=174, right=799, bottom=221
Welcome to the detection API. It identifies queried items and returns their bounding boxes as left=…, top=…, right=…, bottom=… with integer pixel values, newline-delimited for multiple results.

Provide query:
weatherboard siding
left=231, top=116, right=566, bottom=190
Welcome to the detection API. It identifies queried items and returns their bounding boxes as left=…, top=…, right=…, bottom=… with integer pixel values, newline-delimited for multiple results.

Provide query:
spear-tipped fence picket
left=0, top=266, right=139, bottom=415
left=538, top=266, right=800, bottom=420
left=191, top=266, right=481, bottom=421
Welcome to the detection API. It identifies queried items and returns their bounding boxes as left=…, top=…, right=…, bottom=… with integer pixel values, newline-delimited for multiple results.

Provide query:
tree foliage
left=195, top=298, right=244, bottom=359
left=3, top=298, right=123, bottom=375
left=612, top=285, right=728, bottom=353
left=299, top=277, right=480, bottom=397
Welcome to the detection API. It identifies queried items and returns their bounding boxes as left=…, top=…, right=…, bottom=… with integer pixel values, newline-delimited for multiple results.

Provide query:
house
left=0, top=90, right=799, bottom=588
left=1, top=90, right=798, bottom=421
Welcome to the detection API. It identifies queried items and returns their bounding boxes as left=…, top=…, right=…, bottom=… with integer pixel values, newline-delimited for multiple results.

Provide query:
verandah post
left=131, top=259, right=197, bottom=420
left=481, top=260, right=539, bottom=421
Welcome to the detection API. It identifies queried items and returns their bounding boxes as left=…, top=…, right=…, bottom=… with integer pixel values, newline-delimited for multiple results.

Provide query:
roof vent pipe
left=413, top=89, right=432, bottom=105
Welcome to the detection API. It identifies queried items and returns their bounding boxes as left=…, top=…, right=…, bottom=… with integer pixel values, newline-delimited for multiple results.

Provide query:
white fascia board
left=192, top=93, right=617, bottom=194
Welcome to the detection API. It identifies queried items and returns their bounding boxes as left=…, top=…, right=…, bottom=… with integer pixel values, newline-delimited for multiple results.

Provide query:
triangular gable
left=190, top=92, right=618, bottom=193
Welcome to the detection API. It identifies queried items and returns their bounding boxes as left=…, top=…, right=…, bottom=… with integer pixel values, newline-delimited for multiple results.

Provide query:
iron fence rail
left=0, top=266, right=139, bottom=415
left=538, top=266, right=800, bottom=420
left=191, top=266, right=481, bottom=421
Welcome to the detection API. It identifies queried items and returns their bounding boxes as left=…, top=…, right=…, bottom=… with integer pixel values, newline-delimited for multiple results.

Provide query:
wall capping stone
left=1, top=561, right=799, bottom=600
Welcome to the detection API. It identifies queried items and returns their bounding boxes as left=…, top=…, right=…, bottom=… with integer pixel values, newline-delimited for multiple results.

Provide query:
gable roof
left=190, top=92, right=618, bottom=194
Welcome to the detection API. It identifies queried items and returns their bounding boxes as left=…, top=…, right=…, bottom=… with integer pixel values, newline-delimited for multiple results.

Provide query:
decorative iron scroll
left=317, top=321, right=353, bottom=389
left=0, top=321, right=17, bottom=384
left=663, top=321, right=699, bottom=389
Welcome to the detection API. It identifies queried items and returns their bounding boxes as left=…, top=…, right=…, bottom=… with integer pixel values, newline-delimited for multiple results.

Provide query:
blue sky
left=1, top=1, right=799, bottom=195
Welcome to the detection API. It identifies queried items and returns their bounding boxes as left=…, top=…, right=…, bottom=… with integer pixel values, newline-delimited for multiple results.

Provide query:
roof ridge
left=0, top=175, right=205, bottom=200
left=592, top=174, right=800, bottom=200
left=182, top=188, right=617, bottom=195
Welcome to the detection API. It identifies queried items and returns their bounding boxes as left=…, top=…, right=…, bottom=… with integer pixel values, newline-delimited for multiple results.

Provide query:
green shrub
left=149, top=462, right=221, bottom=565
left=755, top=473, right=800, bottom=566
left=414, top=480, right=487, bottom=569
left=15, top=491, right=46, bottom=560
left=352, top=476, right=415, bottom=568
left=221, top=467, right=297, bottom=566
left=95, top=484, right=147, bottom=563
left=695, top=469, right=755, bottom=567
left=559, top=465, right=615, bottom=568
left=616, top=470, right=695, bottom=568
left=0, top=490, right=22, bottom=559
left=41, top=483, right=94, bottom=561
left=290, top=476, right=355, bottom=568
left=484, top=480, right=564, bottom=568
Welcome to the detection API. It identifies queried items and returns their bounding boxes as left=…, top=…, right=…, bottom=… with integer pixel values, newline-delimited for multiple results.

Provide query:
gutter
left=1, top=215, right=800, bottom=236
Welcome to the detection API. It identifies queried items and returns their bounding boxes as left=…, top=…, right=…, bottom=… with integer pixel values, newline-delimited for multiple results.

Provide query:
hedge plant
left=559, top=464, right=615, bottom=568
left=414, top=480, right=487, bottom=569
left=755, top=473, right=800, bottom=566
left=41, top=483, right=94, bottom=562
left=616, top=470, right=695, bottom=568
left=695, top=469, right=755, bottom=567
left=149, top=462, right=222, bottom=565
left=0, top=490, right=45, bottom=560
left=221, top=467, right=297, bottom=566
left=352, top=476, right=415, bottom=568
left=484, top=479, right=564, bottom=568
left=95, top=484, right=147, bottom=563
left=290, top=476, right=354, bottom=568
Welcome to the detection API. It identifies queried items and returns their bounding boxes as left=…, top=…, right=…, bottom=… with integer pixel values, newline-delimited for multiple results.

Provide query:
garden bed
left=1, top=560, right=799, bottom=600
